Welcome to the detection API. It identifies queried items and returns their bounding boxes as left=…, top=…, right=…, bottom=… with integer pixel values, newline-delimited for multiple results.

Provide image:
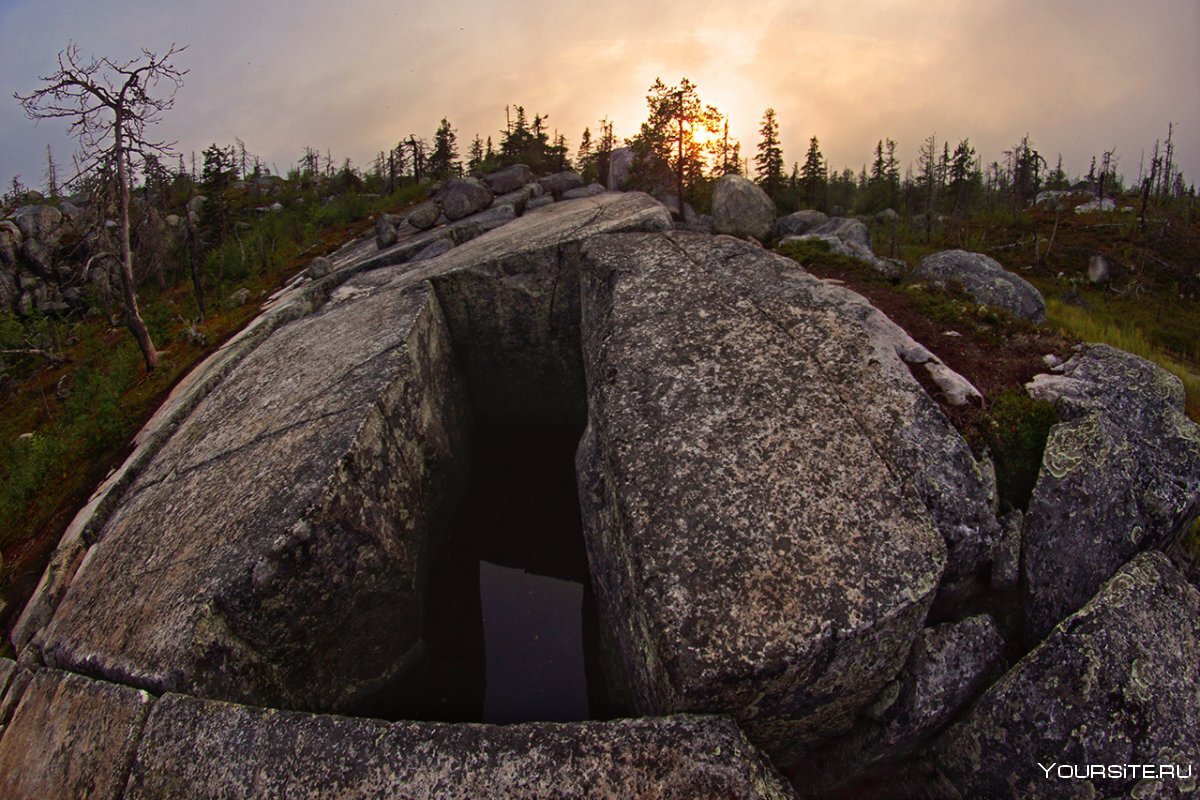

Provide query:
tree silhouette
left=16, top=42, right=187, bottom=371
left=754, top=108, right=785, bottom=202
left=628, top=78, right=723, bottom=215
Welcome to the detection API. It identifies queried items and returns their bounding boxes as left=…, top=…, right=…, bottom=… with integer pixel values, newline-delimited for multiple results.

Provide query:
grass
left=1045, top=298, right=1200, bottom=421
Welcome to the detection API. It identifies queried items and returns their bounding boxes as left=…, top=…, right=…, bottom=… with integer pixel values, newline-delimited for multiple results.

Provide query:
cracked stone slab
left=36, top=277, right=470, bottom=712
left=380, top=191, right=673, bottom=425
left=930, top=551, right=1200, bottom=799
left=125, top=693, right=796, bottom=799
left=0, top=669, right=154, bottom=800
left=577, top=231, right=946, bottom=762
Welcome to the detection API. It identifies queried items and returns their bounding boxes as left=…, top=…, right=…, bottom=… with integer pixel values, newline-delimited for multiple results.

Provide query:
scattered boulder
left=526, top=195, right=555, bottom=211
left=307, top=257, right=332, bottom=279
left=876, top=208, right=900, bottom=225
left=931, top=551, right=1200, bottom=799
left=809, top=217, right=871, bottom=248
left=411, top=238, right=453, bottom=262
left=405, top=201, right=440, bottom=232
left=225, top=287, right=252, bottom=308
left=578, top=231, right=946, bottom=761
left=483, top=164, right=534, bottom=195
left=562, top=183, right=606, bottom=200
left=537, top=171, right=585, bottom=199
left=914, top=249, right=1046, bottom=323
left=374, top=213, right=403, bottom=248
left=607, top=146, right=635, bottom=190
left=711, top=174, right=777, bottom=241
left=1074, top=196, right=1116, bottom=214
left=1087, top=253, right=1111, bottom=285
left=780, top=234, right=902, bottom=280
left=490, top=187, right=531, bottom=216
left=774, top=209, right=829, bottom=239
left=437, top=178, right=494, bottom=221
left=186, top=195, right=207, bottom=216
left=1021, top=344, right=1200, bottom=642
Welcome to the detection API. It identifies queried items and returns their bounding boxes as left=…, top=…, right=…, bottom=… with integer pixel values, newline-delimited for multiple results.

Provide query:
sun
left=690, top=123, right=719, bottom=148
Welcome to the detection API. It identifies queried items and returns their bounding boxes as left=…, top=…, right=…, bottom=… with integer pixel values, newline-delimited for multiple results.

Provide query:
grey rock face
left=0, top=220, right=22, bottom=268
left=437, top=178, right=494, bottom=221
left=0, top=669, right=154, bottom=800
left=538, top=170, right=586, bottom=198
left=1022, top=344, right=1200, bottom=642
left=774, top=209, right=829, bottom=238
left=307, top=256, right=332, bottom=279
left=607, top=146, right=635, bottom=190
left=712, top=174, right=777, bottom=241
left=406, top=200, right=441, bottom=231
left=914, top=249, right=1046, bottom=323
left=490, top=186, right=531, bottom=215
left=578, top=231, right=946, bottom=761
left=37, top=279, right=471, bottom=712
left=526, top=194, right=554, bottom=211
left=483, top=163, right=534, bottom=195
left=125, top=695, right=796, bottom=799
left=412, top=238, right=453, bottom=261
left=931, top=552, right=1200, bottom=800
left=12, top=204, right=62, bottom=242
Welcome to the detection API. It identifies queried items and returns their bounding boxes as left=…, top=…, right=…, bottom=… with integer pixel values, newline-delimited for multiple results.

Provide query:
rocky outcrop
left=1022, top=344, right=1200, bottom=642
left=437, top=178, right=494, bottom=221
left=712, top=174, right=777, bottom=241
left=0, top=669, right=154, bottom=800
left=930, top=552, right=1200, bottom=799
left=607, top=146, right=635, bottom=190
left=810, top=217, right=870, bottom=248
left=913, top=249, right=1046, bottom=323
left=563, top=183, right=606, bottom=200
left=406, top=200, right=441, bottom=231
left=578, top=231, right=947, bottom=761
left=36, top=278, right=472, bottom=711
left=127, top=695, right=795, bottom=799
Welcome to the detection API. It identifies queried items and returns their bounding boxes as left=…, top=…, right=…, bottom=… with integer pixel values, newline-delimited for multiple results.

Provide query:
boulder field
left=3, top=178, right=1197, bottom=799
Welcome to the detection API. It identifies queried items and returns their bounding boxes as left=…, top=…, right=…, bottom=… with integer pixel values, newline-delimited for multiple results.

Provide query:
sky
left=2, top=0, right=1198, bottom=194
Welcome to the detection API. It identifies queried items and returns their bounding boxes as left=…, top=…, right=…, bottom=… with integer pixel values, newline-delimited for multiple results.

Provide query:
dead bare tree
left=15, top=41, right=188, bottom=372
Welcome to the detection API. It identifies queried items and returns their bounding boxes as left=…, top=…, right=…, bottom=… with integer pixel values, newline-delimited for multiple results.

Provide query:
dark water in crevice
left=353, top=422, right=609, bottom=723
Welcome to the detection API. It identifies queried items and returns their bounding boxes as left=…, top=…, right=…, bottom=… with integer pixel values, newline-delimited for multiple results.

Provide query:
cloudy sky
left=2, top=0, right=1197, bottom=193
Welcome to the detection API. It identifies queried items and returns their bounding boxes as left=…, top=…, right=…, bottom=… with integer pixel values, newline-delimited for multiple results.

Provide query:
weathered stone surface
left=0, top=658, right=15, bottom=706
left=37, top=278, right=471, bottom=711
left=563, top=182, right=606, bottom=200
left=607, top=146, right=635, bottom=190
left=799, top=616, right=1006, bottom=796
left=307, top=256, right=332, bottom=279
left=406, top=200, right=441, bottom=231
left=12, top=204, right=62, bottom=242
left=914, top=249, right=1046, bottom=323
left=931, top=552, right=1200, bottom=799
left=383, top=192, right=672, bottom=426
left=0, top=669, right=153, bottom=800
left=526, top=194, right=554, bottom=211
left=1087, top=253, right=1111, bottom=284
left=810, top=216, right=871, bottom=248
left=712, top=174, right=777, bottom=241
left=126, top=694, right=795, bottom=799
left=538, top=170, right=586, bottom=198
left=0, top=220, right=21, bottom=267
left=1022, top=344, right=1200, bottom=641
left=374, top=213, right=401, bottom=248
left=490, top=186, right=531, bottom=215
left=412, top=237, right=453, bottom=261
left=438, top=177, right=494, bottom=221
left=578, top=231, right=945, bottom=761
left=774, top=209, right=829, bottom=239
left=483, top=163, right=534, bottom=195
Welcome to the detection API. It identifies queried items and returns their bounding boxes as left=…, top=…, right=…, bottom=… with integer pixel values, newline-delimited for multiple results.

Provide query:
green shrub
left=982, top=388, right=1059, bottom=511
left=0, top=432, right=67, bottom=543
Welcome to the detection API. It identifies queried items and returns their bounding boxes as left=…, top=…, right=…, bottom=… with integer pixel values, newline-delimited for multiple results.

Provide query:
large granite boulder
left=712, top=174, right=777, bottom=241
left=11, top=204, right=63, bottom=243
left=36, top=277, right=472, bottom=711
left=125, top=694, right=796, bottom=799
left=578, top=231, right=947, bottom=761
left=483, top=163, right=534, bottom=195
left=607, top=146, right=635, bottom=190
left=0, top=220, right=22, bottom=268
left=930, top=551, right=1200, bottom=799
left=437, top=178, right=494, bottom=221
left=780, top=233, right=902, bottom=280
left=406, top=200, right=441, bottom=231
left=810, top=217, right=871, bottom=248
left=1021, top=344, right=1200, bottom=642
left=0, top=669, right=154, bottom=800
left=913, top=249, right=1046, bottom=323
